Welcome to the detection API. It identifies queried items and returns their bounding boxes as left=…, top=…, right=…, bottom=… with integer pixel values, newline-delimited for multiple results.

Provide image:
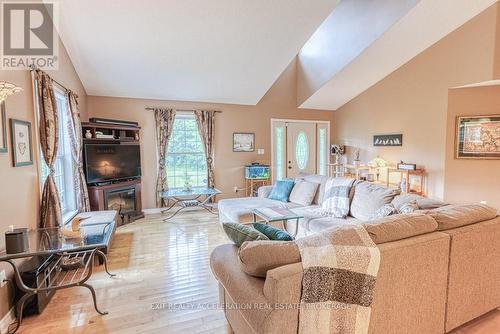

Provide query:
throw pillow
left=321, top=177, right=355, bottom=218
left=222, top=223, right=269, bottom=247
left=350, top=182, right=401, bottom=221
left=288, top=180, right=319, bottom=206
left=268, top=179, right=295, bottom=202
left=398, top=201, right=419, bottom=214
left=252, top=223, right=294, bottom=241
left=373, top=203, right=398, bottom=219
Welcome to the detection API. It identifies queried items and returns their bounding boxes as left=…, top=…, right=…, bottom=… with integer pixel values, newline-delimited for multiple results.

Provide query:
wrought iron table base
left=4, top=249, right=116, bottom=334
left=161, top=194, right=218, bottom=221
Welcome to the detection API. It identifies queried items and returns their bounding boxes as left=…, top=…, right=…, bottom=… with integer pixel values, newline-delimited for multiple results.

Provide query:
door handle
left=288, top=166, right=292, bottom=169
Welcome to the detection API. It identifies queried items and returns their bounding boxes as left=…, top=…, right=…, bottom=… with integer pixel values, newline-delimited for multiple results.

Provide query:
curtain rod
left=145, top=107, right=222, bottom=113
left=28, top=64, right=78, bottom=98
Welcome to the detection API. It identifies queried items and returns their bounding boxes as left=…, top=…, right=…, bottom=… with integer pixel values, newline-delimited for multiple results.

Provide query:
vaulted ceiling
left=298, top=0, right=499, bottom=110
left=52, top=0, right=339, bottom=105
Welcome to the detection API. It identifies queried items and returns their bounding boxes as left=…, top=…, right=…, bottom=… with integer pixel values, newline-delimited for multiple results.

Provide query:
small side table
left=251, top=207, right=304, bottom=237
left=245, top=178, right=270, bottom=197
left=386, top=168, right=426, bottom=195
left=0, top=213, right=117, bottom=333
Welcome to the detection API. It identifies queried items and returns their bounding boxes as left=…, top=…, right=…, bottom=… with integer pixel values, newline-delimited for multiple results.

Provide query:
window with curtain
left=39, top=88, right=76, bottom=218
left=166, top=113, right=208, bottom=188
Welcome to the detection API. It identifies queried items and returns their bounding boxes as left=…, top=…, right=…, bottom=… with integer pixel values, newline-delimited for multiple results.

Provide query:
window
left=166, top=114, right=207, bottom=188
left=39, top=89, right=76, bottom=219
left=318, top=127, right=327, bottom=175
left=274, top=126, right=285, bottom=181
left=295, top=132, right=309, bottom=170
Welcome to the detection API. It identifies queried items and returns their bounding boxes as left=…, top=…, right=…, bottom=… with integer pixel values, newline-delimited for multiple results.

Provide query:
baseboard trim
left=0, top=307, right=14, bottom=334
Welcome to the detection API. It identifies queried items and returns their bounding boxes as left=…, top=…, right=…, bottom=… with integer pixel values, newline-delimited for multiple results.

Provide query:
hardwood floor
left=16, top=210, right=500, bottom=334
left=18, top=210, right=230, bottom=334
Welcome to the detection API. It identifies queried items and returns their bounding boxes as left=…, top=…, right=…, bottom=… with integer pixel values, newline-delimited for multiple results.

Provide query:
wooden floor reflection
left=18, top=210, right=229, bottom=334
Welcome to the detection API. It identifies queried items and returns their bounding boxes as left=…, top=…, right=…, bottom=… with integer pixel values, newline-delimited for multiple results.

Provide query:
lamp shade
left=0, top=81, right=22, bottom=102
left=368, top=157, right=387, bottom=168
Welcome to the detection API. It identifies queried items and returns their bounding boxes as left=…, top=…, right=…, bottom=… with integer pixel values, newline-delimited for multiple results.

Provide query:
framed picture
left=233, top=132, right=255, bottom=152
left=10, top=119, right=33, bottom=167
left=373, top=134, right=403, bottom=146
left=0, top=102, right=6, bottom=153
left=456, top=115, right=500, bottom=159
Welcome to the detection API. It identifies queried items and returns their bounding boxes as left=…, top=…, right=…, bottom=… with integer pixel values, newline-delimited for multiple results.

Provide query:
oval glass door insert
left=295, top=132, right=309, bottom=170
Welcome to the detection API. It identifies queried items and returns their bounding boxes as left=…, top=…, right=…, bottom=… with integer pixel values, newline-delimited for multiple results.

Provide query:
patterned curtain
left=194, top=110, right=216, bottom=189
left=67, top=91, right=91, bottom=212
left=154, top=108, right=176, bottom=207
left=35, top=70, right=62, bottom=228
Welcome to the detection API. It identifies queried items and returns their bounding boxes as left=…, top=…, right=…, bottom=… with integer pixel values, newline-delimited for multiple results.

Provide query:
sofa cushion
left=289, top=180, right=318, bottom=206
left=321, top=177, right=356, bottom=218
left=392, top=193, right=446, bottom=210
left=363, top=213, right=438, bottom=244
left=238, top=240, right=301, bottom=277
left=222, top=222, right=269, bottom=246
left=428, top=204, right=498, bottom=231
left=268, top=180, right=295, bottom=202
left=296, top=173, right=329, bottom=205
left=373, top=203, right=398, bottom=219
left=253, top=223, right=294, bottom=241
left=398, top=201, right=419, bottom=214
left=350, top=182, right=400, bottom=221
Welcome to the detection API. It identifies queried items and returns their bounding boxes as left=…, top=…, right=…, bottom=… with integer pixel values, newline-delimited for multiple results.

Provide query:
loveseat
left=212, top=175, right=500, bottom=333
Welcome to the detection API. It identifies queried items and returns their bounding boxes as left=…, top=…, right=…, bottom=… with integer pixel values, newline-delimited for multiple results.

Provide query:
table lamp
left=368, top=157, right=387, bottom=181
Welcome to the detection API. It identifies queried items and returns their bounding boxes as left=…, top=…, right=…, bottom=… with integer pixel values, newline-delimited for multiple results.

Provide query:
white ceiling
left=52, top=0, right=339, bottom=105
left=299, top=0, right=499, bottom=110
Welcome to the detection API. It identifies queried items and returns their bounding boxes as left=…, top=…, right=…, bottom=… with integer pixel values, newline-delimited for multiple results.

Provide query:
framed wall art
left=233, top=133, right=255, bottom=152
left=10, top=119, right=33, bottom=167
left=0, top=102, right=6, bottom=153
left=456, top=115, right=500, bottom=159
left=373, top=134, right=403, bottom=147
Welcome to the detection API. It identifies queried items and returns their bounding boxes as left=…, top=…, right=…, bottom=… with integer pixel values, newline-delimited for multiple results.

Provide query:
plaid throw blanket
left=296, top=225, right=380, bottom=334
left=321, top=178, right=356, bottom=218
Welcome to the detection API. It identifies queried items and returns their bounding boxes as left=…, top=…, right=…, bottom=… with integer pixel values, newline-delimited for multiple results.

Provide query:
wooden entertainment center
left=82, top=119, right=144, bottom=225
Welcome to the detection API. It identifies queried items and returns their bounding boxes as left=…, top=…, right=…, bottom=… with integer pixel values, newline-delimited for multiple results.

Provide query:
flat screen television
left=84, top=144, right=141, bottom=184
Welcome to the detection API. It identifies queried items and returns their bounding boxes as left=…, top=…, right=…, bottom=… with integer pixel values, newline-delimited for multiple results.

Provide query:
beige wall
left=88, top=60, right=335, bottom=209
left=444, top=86, right=500, bottom=208
left=333, top=4, right=499, bottom=200
left=0, top=40, right=87, bottom=317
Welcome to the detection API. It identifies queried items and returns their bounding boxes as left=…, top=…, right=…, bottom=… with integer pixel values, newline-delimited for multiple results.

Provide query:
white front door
left=286, top=122, right=316, bottom=178
left=271, top=120, right=329, bottom=181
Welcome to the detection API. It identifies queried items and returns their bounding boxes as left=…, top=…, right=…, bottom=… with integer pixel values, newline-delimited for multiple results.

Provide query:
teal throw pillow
left=268, top=180, right=295, bottom=202
left=252, top=223, right=294, bottom=241
left=222, top=222, right=269, bottom=247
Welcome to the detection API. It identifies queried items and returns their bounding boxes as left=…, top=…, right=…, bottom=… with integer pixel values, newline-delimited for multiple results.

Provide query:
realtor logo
left=1, top=1, right=58, bottom=69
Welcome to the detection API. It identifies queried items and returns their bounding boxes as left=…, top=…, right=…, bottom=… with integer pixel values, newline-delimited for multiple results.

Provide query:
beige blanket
left=296, top=225, right=380, bottom=334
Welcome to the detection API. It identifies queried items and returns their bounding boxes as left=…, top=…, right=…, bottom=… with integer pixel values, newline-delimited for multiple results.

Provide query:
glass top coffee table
left=251, top=207, right=303, bottom=237
left=161, top=187, right=221, bottom=221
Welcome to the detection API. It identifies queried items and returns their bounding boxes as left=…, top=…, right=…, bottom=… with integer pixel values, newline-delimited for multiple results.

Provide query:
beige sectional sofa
left=211, top=176, right=500, bottom=333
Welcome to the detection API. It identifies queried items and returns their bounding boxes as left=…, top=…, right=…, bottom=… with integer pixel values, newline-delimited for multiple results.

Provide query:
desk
left=0, top=211, right=117, bottom=333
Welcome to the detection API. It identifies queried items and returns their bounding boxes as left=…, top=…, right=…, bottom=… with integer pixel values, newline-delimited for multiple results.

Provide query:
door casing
left=271, top=118, right=330, bottom=182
